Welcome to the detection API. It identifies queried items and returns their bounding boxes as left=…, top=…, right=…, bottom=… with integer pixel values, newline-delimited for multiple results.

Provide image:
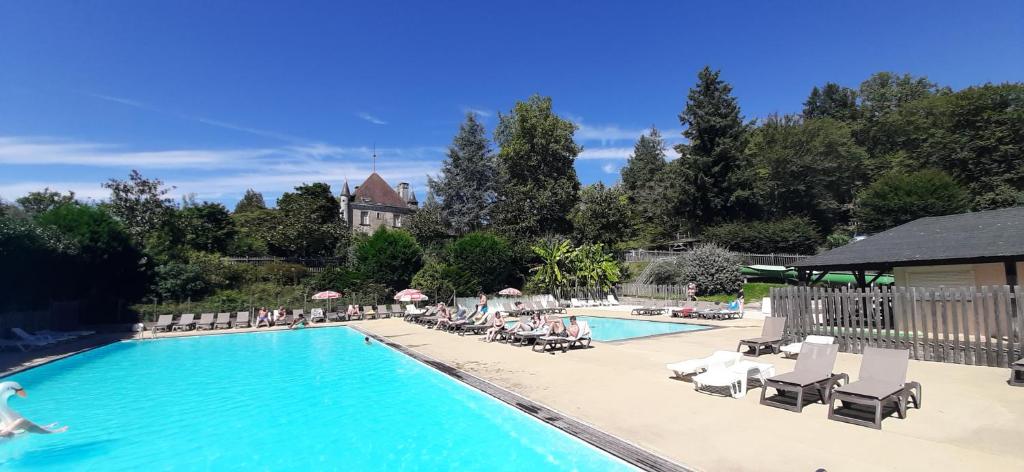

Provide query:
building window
left=376, top=212, right=382, bottom=219
left=360, top=211, right=369, bottom=226
left=393, top=215, right=402, bottom=228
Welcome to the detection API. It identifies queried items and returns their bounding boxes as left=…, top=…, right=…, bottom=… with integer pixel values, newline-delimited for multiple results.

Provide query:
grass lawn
left=700, top=282, right=784, bottom=303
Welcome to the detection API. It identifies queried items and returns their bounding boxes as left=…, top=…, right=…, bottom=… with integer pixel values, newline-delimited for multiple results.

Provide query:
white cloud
left=461, top=107, right=492, bottom=118
left=356, top=112, right=388, bottom=125
left=578, top=147, right=633, bottom=160
left=575, top=123, right=647, bottom=145
left=601, top=163, right=618, bottom=174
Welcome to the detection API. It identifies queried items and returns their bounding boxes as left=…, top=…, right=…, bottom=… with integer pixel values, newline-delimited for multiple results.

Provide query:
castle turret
left=339, top=179, right=351, bottom=226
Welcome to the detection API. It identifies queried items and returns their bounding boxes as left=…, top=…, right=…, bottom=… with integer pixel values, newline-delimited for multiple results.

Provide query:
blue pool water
left=564, top=316, right=709, bottom=341
left=0, top=328, right=634, bottom=471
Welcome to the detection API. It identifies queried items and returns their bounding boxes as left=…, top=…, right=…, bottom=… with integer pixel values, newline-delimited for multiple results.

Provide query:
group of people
left=427, top=292, right=582, bottom=344
left=254, top=306, right=307, bottom=329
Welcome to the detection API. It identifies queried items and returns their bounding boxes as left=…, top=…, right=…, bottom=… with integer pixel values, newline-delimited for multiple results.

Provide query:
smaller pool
left=573, top=316, right=711, bottom=341
left=508, top=315, right=711, bottom=341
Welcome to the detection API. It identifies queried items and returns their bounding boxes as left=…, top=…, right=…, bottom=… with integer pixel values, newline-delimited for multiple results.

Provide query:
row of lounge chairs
left=630, top=300, right=744, bottom=319
left=151, top=305, right=412, bottom=332
left=0, top=327, right=96, bottom=352
left=406, top=306, right=592, bottom=353
left=569, top=295, right=619, bottom=307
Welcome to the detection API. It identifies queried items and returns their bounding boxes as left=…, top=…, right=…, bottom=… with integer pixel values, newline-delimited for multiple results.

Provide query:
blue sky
left=1, top=1, right=1021, bottom=207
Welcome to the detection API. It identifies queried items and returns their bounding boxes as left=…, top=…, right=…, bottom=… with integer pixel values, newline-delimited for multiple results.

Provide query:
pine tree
left=491, top=95, right=581, bottom=238
left=428, top=113, right=496, bottom=234
left=803, top=83, right=858, bottom=121
left=675, top=66, right=749, bottom=226
left=620, top=128, right=672, bottom=240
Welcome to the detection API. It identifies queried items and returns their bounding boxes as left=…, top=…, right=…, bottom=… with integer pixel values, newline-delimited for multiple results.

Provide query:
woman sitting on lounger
left=507, top=313, right=538, bottom=335
left=346, top=305, right=361, bottom=319
left=484, top=312, right=505, bottom=342
left=565, top=316, right=580, bottom=338
left=275, top=306, right=288, bottom=325
left=256, top=307, right=271, bottom=328
left=433, top=303, right=451, bottom=330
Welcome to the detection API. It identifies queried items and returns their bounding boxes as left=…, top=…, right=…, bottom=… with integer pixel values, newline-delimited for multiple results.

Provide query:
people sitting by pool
left=346, top=305, right=361, bottom=319
left=548, top=319, right=567, bottom=337
left=289, top=311, right=307, bottom=329
left=506, top=313, right=538, bottom=336
left=433, top=303, right=452, bottom=330
left=274, top=306, right=288, bottom=325
left=255, top=307, right=271, bottom=328
left=565, top=316, right=580, bottom=338
left=484, top=311, right=505, bottom=342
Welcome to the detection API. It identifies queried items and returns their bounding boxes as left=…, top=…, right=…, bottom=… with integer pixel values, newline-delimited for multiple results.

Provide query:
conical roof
left=353, top=173, right=408, bottom=207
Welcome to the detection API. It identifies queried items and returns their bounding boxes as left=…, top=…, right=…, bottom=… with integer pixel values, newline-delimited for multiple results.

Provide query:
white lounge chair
left=0, top=339, right=36, bottom=352
left=606, top=294, right=620, bottom=306
left=692, top=359, right=776, bottom=398
left=405, top=304, right=425, bottom=316
left=780, top=335, right=836, bottom=358
left=11, top=328, right=59, bottom=346
left=667, top=351, right=743, bottom=378
left=569, top=298, right=582, bottom=308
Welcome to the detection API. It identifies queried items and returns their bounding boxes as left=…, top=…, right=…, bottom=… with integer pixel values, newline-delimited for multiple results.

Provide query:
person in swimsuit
left=255, top=307, right=271, bottom=328
left=566, top=316, right=580, bottom=338
left=433, top=303, right=452, bottom=330
left=289, top=311, right=307, bottom=329
left=484, top=311, right=505, bottom=342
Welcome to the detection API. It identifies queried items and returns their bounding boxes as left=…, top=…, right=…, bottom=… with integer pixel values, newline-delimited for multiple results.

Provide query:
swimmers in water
left=364, top=336, right=371, bottom=345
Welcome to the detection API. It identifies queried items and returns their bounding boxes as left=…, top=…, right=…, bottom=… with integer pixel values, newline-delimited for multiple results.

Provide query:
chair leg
left=795, top=388, right=804, bottom=412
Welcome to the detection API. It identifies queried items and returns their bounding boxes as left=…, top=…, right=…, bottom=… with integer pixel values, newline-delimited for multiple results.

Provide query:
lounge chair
left=760, top=343, right=847, bottom=412
left=39, top=329, right=95, bottom=339
left=235, top=311, right=251, bottom=328
left=276, top=313, right=295, bottom=325
left=570, top=298, right=583, bottom=308
left=606, top=294, right=620, bottom=306
left=362, top=306, right=377, bottom=319
left=692, top=358, right=776, bottom=399
left=780, top=335, right=836, bottom=358
left=1011, top=358, right=1024, bottom=387
left=404, top=304, right=425, bottom=319
left=293, top=309, right=305, bottom=320
left=10, top=329, right=57, bottom=348
left=737, top=317, right=786, bottom=356
left=214, top=312, right=232, bottom=329
left=0, top=339, right=37, bottom=352
left=153, top=314, right=175, bottom=333
left=827, top=347, right=921, bottom=429
left=390, top=304, right=403, bottom=317
left=376, top=305, right=391, bottom=318
left=666, top=351, right=743, bottom=378
left=326, top=310, right=343, bottom=322
left=196, top=313, right=215, bottom=330
left=309, top=308, right=325, bottom=323
left=513, top=322, right=552, bottom=345
left=459, top=313, right=493, bottom=336
left=172, top=314, right=196, bottom=331
left=536, top=320, right=593, bottom=352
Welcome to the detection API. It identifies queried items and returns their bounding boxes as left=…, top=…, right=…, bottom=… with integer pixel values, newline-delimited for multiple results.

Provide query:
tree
left=353, top=227, right=423, bottom=291
left=268, top=183, right=348, bottom=257
left=858, top=72, right=944, bottom=119
left=570, top=183, right=633, bottom=246
left=178, top=202, right=236, bottom=253
left=620, top=128, right=673, bottom=240
left=527, top=238, right=572, bottom=295
left=678, top=244, right=742, bottom=296
left=228, top=208, right=276, bottom=256
left=102, top=170, right=176, bottom=244
left=449, top=232, right=514, bottom=293
left=702, top=217, right=822, bottom=254
left=406, top=191, right=451, bottom=251
left=429, top=113, right=497, bottom=234
left=744, top=115, right=867, bottom=232
left=567, top=243, right=621, bottom=292
left=803, top=82, right=859, bottom=121
left=855, top=169, right=970, bottom=233
left=492, top=95, right=581, bottom=238
left=411, top=261, right=481, bottom=301
left=234, top=189, right=267, bottom=214
left=16, top=188, right=76, bottom=217
left=675, top=66, right=750, bottom=225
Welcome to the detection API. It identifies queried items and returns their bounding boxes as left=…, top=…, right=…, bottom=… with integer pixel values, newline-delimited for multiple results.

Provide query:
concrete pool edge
left=350, top=325, right=695, bottom=472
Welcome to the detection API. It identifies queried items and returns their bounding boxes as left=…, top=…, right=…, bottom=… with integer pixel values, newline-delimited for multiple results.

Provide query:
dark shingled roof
left=793, top=206, right=1024, bottom=270
left=353, top=172, right=409, bottom=208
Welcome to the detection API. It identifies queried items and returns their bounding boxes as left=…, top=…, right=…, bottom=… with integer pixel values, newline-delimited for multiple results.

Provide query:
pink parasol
left=497, top=287, right=522, bottom=296
left=312, top=291, right=342, bottom=300
left=394, top=288, right=429, bottom=302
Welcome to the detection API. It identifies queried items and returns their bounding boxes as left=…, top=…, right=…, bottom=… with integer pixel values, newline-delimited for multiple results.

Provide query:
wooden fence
left=770, top=285, right=1023, bottom=368
left=617, top=283, right=691, bottom=300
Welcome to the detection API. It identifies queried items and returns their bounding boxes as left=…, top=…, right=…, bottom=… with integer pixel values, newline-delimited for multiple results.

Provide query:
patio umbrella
left=312, top=290, right=342, bottom=313
left=394, top=288, right=429, bottom=302
left=498, top=287, right=522, bottom=296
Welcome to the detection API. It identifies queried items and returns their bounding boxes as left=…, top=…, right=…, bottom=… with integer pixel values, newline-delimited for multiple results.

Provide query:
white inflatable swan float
left=0, top=381, right=67, bottom=437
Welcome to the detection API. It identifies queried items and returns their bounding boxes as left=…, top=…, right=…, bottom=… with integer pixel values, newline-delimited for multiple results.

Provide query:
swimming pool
left=0, top=328, right=635, bottom=471
left=568, top=316, right=710, bottom=341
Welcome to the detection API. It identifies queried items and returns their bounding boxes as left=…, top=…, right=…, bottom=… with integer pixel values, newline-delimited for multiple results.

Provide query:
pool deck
left=5, top=309, right=1023, bottom=471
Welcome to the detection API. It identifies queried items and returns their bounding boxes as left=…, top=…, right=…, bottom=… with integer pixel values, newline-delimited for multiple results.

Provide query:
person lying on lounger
left=346, top=305, right=361, bottom=319
left=433, top=303, right=452, bottom=330
left=484, top=312, right=505, bottom=342
left=565, top=316, right=580, bottom=338
left=289, top=312, right=307, bottom=329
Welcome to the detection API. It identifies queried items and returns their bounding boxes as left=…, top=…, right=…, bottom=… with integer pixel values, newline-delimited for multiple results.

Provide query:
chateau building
left=339, top=172, right=418, bottom=234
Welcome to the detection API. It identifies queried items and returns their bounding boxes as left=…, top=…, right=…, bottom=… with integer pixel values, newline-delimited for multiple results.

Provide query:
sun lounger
left=214, top=312, right=232, bottom=329
left=376, top=305, right=392, bottom=318
left=1011, top=358, right=1024, bottom=386
left=292, top=309, right=305, bottom=320
left=153, top=314, right=175, bottom=332
left=513, top=323, right=552, bottom=345
left=692, top=358, right=776, bottom=399
left=0, top=339, right=37, bottom=352
left=760, top=343, right=847, bottom=412
left=172, top=313, right=196, bottom=331
left=235, top=311, right=251, bottom=328
left=667, top=350, right=743, bottom=378
left=390, top=304, right=403, bottom=317
left=780, top=335, right=836, bottom=358
left=276, top=313, right=294, bottom=325
left=536, top=320, right=593, bottom=352
left=39, top=329, right=95, bottom=339
left=361, top=306, right=376, bottom=319
left=458, top=314, right=493, bottom=335
left=404, top=304, right=425, bottom=319
left=326, top=311, right=343, bottom=322
left=606, top=294, right=620, bottom=306
left=828, top=347, right=922, bottom=429
left=10, top=328, right=57, bottom=347
left=196, top=313, right=215, bottom=330
left=737, top=317, right=786, bottom=356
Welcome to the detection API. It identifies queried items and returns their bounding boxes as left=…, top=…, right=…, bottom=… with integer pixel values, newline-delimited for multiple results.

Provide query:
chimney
left=397, top=182, right=410, bottom=201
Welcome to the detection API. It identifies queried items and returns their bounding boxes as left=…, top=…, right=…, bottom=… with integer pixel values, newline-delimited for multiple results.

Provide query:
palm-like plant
left=529, top=238, right=572, bottom=294
left=569, top=243, right=621, bottom=291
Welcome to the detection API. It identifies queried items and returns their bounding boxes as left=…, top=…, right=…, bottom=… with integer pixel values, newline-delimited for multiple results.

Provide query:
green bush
left=678, top=244, right=742, bottom=296
left=260, top=262, right=309, bottom=285
left=411, top=261, right=481, bottom=301
left=449, top=232, right=513, bottom=293
left=647, top=258, right=683, bottom=285
left=855, top=169, right=970, bottom=233
left=353, top=227, right=423, bottom=291
left=702, top=217, right=821, bottom=254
